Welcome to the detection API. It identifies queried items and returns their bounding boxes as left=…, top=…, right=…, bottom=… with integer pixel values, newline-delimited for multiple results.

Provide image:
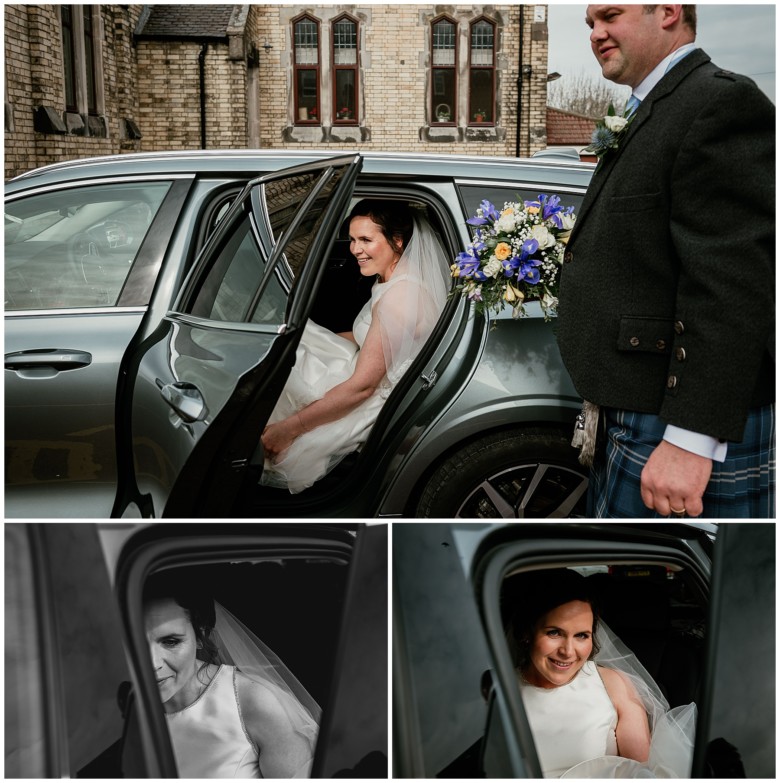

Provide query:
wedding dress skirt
left=260, top=298, right=389, bottom=494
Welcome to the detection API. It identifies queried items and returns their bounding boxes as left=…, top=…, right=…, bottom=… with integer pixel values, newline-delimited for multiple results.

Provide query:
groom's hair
left=643, top=5, right=697, bottom=34
left=348, top=199, right=415, bottom=253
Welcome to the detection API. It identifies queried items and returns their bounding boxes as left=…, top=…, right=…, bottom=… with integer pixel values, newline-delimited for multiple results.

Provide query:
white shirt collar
left=633, top=43, right=697, bottom=101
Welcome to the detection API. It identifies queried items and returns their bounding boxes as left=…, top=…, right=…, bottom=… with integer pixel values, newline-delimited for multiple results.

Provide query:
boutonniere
left=585, top=104, right=635, bottom=160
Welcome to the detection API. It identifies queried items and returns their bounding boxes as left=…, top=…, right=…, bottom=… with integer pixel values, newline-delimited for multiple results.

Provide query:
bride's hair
left=348, top=199, right=415, bottom=252
left=142, top=570, right=222, bottom=666
left=503, top=568, right=602, bottom=669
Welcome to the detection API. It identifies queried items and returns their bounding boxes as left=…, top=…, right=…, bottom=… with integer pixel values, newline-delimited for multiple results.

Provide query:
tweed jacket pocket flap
left=609, top=192, right=662, bottom=213
left=618, top=316, right=674, bottom=354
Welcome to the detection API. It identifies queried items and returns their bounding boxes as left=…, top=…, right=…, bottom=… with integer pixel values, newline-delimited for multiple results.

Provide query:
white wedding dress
left=260, top=214, right=450, bottom=493
left=519, top=627, right=697, bottom=779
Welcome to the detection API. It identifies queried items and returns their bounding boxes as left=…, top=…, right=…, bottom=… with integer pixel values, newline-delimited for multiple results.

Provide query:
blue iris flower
left=525, top=195, right=566, bottom=228
left=519, top=258, right=542, bottom=285
left=502, top=255, right=520, bottom=277
left=467, top=199, right=500, bottom=226
left=519, top=237, right=539, bottom=260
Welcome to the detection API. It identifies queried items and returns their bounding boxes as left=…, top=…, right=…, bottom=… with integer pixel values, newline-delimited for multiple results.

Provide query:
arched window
left=293, top=15, right=320, bottom=125
left=332, top=15, right=358, bottom=124
left=431, top=16, right=456, bottom=125
left=469, top=17, right=495, bottom=125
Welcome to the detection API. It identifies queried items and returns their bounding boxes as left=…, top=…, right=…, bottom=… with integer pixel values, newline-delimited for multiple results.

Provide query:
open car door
left=692, top=522, right=775, bottom=778
left=115, top=155, right=363, bottom=518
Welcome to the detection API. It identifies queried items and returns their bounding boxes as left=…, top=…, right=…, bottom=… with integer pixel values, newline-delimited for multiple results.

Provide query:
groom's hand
left=640, top=440, right=712, bottom=517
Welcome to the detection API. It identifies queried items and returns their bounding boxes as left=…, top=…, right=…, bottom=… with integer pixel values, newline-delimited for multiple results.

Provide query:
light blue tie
left=625, top=94, right=641, bottom=116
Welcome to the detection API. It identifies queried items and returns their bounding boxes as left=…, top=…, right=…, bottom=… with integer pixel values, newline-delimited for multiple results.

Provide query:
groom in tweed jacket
left=557, top=5, right=775, bottom=517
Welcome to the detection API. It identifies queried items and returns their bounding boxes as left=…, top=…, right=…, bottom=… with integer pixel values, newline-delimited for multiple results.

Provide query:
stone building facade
left=4, top=4, right=551, bottom=180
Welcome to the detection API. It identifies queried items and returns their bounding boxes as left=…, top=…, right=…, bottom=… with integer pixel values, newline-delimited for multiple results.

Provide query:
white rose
left=561, top=212, right=576, bottom=230
left=495, top=213, right=516, bottom=233
left=530, top=224, right=556, bottom=249
left=604, top=115, right=629, bottom=133
left=483, top=256, right=503, bottom=278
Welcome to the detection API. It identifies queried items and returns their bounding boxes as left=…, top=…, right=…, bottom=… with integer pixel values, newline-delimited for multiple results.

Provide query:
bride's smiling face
left=349, top=216, right=402, bottom=282
left=525, top=600, right=594, bottom=689
left=144, top=597, right=202, bottom=712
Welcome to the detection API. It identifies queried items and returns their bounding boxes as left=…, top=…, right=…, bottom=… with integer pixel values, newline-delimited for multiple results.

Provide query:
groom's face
left=586, top=5, right=667, bottom=89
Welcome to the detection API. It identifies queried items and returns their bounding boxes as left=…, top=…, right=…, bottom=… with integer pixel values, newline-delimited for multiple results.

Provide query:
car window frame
left=112, top=523, right=377, bottom=779
left=474, top=527, right=713, bottom=778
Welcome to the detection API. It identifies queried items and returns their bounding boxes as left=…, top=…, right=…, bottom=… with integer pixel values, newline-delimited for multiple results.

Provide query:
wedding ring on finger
left=669, top=506, right=686, bottom=518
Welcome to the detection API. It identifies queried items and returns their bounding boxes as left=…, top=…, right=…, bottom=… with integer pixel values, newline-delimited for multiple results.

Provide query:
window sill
left=283, top=125, right=371, bottom=144
left=421, top=125, right=505, bottom=143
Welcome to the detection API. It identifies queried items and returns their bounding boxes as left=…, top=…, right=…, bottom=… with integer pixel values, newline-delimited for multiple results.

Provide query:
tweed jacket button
left=667, top=375, right=678, bottom=389
left=630, top=337, right=640, bottom=347
left=673, top=320, right=685, bottom=335
left=675, top=347, right=687, bottom=362
left=656, top=339, right=666, bottom=351
left=563, top=250, right=574, bottom=264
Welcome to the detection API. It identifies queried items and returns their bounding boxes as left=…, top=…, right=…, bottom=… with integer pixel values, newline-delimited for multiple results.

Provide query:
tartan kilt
left=588, top=404, right=776, bottom=519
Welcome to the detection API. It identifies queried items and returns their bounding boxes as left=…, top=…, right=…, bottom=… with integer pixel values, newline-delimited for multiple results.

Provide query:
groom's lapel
left=571, top=49, right=711, bottom=240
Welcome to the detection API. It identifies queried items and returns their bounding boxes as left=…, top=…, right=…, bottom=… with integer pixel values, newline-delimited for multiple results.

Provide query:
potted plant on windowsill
left=472, top=109, right=487, bottom=123
left=336, top=107, right=353, bottom=120
left=435, top=103, right=451, bottom=123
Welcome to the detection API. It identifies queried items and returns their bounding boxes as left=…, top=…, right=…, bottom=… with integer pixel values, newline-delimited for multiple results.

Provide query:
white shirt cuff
left=663, top=425, right=728, bottom=462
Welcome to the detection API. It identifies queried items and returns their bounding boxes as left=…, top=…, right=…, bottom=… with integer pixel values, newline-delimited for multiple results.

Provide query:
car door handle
left=160, top=381, right=208, bottom=423
left=4, top=348, right=92, bottom=371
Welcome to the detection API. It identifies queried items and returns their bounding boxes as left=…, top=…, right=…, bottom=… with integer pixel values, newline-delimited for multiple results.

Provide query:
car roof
left=7, top=148, right=594, bottom=193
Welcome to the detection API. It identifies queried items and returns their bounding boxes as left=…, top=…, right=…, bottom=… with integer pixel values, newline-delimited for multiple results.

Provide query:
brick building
left=546, top=107, right=598, bottom=162
left=4, top=4, right=552, bottom=180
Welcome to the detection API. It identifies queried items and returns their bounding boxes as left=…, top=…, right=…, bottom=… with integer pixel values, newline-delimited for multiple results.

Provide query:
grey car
left=393, top=522, right=775, bottom=778
left=5, top=150, right=593, bottom=519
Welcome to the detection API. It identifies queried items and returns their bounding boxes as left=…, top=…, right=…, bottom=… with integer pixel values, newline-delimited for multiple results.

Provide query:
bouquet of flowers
left=451, top=194, right=577, bottom=320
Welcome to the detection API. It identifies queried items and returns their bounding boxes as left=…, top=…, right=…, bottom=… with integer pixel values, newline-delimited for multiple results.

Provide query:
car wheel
left=416, top=428, right=588, bottom=518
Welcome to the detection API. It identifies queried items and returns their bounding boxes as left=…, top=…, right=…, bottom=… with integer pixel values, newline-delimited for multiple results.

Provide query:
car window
left=5, top=181, right=171, bottom=310
left=4, top=525, right=48, bottom=778
left=189, top=213, right=289, bottom=325
left=187, top=166, right=353, bottom=326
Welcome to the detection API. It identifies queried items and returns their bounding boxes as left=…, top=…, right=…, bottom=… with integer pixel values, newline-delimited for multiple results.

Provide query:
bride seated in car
left=259, top=199, right=450, bottom=493
left=505, top=568, right=696, bottom=778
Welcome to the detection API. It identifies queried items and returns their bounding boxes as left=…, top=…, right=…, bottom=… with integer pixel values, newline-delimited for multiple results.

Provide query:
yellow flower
left=450, top=262, right=461, bottom=277
left=494, top=242, right=512, bottom=261
left=503, top=282, right=525, bottom=303
left=526, top=205, right=540, bottom=215
left=501, top=207, right=514, bottom=217
left=558, top=230, right=572, bottom=246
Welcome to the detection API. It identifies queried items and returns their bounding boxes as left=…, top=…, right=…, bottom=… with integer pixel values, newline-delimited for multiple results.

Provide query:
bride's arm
left=236, top=673, right=314, bottom=778
left=261, top=317, right=386, bottom=458
left=599, top=666, right=651, bottom=763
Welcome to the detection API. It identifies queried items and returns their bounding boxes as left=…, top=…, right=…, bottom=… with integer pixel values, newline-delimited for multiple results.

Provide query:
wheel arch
left=389, top=401, right=582, bottom=516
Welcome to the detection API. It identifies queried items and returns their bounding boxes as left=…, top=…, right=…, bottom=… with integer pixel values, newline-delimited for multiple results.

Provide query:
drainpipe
left=515, top=8, right=524, bottom=157
left=199, top=43, right=208, bottom=149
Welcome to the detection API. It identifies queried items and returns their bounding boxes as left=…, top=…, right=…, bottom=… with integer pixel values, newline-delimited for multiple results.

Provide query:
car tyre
left=416, top=428, right=588, bottom=518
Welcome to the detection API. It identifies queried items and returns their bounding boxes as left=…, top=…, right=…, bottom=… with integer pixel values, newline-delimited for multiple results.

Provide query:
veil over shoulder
left=212, top=603, right=320, bottom=776
left=559, top=622, right=696, bottom=779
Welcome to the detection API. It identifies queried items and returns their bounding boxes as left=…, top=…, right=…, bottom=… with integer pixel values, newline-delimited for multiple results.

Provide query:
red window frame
left=331, top=14, right=359, bottom=125
left=468, top=17, right=496, bottom=126
left=293, top=14, right=321, bottom=126
left=431, top=16, right=457, bottom=126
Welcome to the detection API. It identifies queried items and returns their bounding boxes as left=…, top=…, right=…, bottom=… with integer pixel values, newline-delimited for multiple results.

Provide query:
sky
left=548, top=3, right=776, bottom=102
